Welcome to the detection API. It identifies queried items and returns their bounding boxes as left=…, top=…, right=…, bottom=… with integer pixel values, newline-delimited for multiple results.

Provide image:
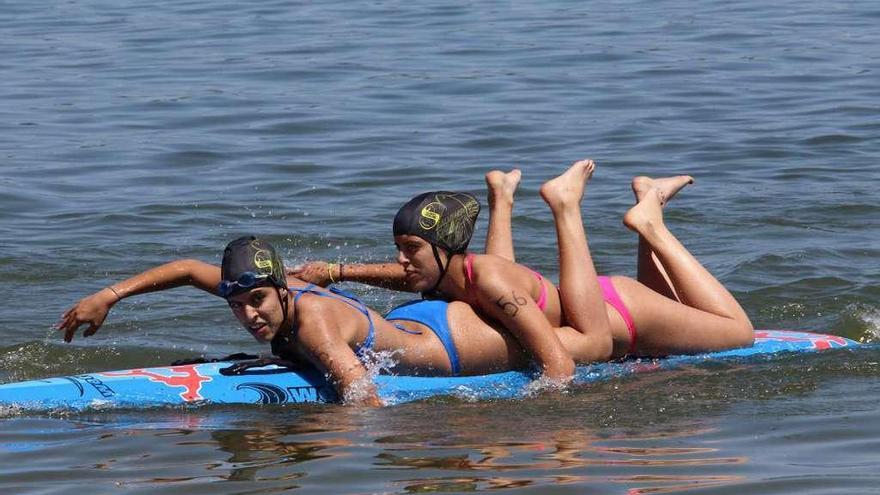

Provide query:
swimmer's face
left=394, top=234, right=446, bottom=292
left=227, top=286, right=288, bottom=343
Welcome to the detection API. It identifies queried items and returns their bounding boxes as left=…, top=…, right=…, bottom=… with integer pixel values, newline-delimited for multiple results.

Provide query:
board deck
left=0, top=330, right=860, bottom=411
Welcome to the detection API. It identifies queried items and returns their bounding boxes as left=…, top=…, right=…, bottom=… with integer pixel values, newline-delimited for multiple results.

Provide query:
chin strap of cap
left=422, top=245, right=454, bottom=300
left=276, top=286, right=291, bottom=338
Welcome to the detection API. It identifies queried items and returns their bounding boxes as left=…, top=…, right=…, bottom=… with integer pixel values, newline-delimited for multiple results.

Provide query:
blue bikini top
left=288, top=284, right=375, bottom=355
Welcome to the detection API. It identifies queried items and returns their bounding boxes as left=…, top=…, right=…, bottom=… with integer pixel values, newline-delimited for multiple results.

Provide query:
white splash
left=339, top=348, right=403, bottom=405
left=522, top=373, right=572, bottom=398
left=359, top=348, right=404, bottom=379
left=857, top=306, right=880, bottom=342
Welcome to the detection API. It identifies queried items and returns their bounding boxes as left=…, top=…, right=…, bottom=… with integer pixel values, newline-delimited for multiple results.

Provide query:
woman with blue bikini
left=57, top=234, right=548, bottom=406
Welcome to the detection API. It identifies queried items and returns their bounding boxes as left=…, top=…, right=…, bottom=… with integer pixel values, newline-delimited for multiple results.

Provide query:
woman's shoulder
left=467, top=254, right=538, bottom=291
left=469, top=252, right=515, bottom=269
left=470, top=253, right=531, bottom=276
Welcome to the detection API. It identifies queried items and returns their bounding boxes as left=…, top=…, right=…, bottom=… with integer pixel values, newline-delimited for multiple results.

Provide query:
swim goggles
left=218, top=272, right=270, bottom=298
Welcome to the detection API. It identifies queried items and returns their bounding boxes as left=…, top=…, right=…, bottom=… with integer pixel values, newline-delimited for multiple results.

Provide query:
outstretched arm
left=56, top=259, right=222, bottom=342
left=290, top=261, right=414, bottom=292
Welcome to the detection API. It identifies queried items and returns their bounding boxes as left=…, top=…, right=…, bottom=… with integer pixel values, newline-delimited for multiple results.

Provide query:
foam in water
left=1, top=342, right=102, bottom=382
left=522, top=373, right=572, bottom=398
left=858, top=306, right=880, bottom=342
left=341, top=348, right=403, bottom=405
left=0, top=404, right=24, bottom=418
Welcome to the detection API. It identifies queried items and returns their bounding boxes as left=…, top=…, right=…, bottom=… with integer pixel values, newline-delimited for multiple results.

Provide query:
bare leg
left=484, top=169, right=521, bottom=261
left=540, top=160, right=612, bottom=362
left=631, top=175, right=693, bottom=301
left=621, top=186, right=753, bottom=351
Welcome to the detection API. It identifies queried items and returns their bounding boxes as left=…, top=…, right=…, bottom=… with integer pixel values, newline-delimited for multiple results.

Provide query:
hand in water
left=56, top=289, right=117, bottom=342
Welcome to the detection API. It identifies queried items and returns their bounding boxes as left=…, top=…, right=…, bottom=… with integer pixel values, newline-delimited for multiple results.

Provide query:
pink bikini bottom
left=598, top=276, right=638, bottom=356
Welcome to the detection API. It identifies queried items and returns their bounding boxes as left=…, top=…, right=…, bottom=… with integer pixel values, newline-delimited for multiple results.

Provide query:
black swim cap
left=219, top=236, right=287, bottom=298
left=393, top=191, right=481, bottom=254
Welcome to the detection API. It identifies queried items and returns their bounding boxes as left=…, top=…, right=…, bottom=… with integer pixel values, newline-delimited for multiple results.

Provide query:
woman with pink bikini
left=295, top=160, right=755, bottom=380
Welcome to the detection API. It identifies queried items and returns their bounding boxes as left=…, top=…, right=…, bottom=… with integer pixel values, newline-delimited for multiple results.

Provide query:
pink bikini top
left=464, top=253, right=548, bottom=311
left=463, top=254, right=638, bottom=356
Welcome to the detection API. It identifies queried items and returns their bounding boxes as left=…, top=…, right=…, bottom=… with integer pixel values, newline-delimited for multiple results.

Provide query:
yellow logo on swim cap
left=253, top=249, right=274, bottom=274
left=419, top=202, right=442, bottom=230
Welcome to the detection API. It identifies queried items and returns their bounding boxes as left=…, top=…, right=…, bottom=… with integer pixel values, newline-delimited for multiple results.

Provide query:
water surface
left=1, top=0, right=879, bottom=493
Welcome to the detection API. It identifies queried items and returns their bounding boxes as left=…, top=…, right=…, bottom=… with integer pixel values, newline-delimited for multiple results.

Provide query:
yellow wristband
left=328, top=263, right=339, bottom=284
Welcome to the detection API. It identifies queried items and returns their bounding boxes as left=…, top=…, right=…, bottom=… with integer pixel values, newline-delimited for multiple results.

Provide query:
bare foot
left=631, top=175, right=694, bottom=206
left=623, top=186, right=665, bottom=235
left=540, top=159, right=596, bottom=210
left=486, top=169, right=522, bottom=208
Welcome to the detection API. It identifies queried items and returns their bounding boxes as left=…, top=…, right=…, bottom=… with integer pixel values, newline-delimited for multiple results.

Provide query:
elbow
left=169, top=258, right=202, bottom=275
left=542, top=354, right=576, bottom=380
left=573, top=329, right=613, bottom=364
left=736, top=320, right=755, bottom=348
left=594, top=332, right=614, bottom=362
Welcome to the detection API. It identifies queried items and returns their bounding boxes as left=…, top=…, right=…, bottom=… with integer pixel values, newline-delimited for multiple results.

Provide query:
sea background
left=1, top=0, right=879, bottom=493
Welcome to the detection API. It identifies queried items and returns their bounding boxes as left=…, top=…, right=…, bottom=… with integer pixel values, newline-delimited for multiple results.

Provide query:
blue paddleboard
left=0, top=330, right=859, bottom=411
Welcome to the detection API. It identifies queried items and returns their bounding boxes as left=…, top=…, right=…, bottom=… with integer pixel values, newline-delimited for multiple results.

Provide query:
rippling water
left=1, top=0, right=879, bottom=493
